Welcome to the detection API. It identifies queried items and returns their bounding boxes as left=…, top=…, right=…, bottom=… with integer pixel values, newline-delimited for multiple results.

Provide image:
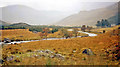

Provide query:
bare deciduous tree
left=81, top=25, right=86, bottom=32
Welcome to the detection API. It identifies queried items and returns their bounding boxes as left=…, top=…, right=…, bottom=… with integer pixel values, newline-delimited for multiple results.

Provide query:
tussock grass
left=2, top=25, right=120, bottom=65
left=1, top=29, right=41, bottom=41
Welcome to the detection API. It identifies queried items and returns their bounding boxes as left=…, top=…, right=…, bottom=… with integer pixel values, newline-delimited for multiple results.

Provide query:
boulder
left=0, top=59, right=4, bottom=64
left=7, top=56, right=14, bottom=61
left=118, top=27, right=120, bottom=29
left=14, top=58, right=20, bottom=62
left=49, top=55, right=55, bottom=58
left=4, top=38, right=11, bottom=43
left=26, top=50, right=32, bottom=52
left=82, top=48, right=94, bottom=55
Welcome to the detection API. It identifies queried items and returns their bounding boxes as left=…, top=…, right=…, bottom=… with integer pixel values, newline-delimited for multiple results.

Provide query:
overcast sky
left=0, top=0, right=119, bottom=14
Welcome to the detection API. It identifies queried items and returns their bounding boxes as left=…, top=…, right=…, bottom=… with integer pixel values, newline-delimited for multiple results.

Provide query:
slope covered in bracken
left=104, top=28, right=120, bottom=61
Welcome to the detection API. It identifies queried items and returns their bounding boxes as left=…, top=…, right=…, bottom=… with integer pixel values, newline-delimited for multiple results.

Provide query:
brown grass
left=1, top=29, right=41, bottom=41
left=47, top=30, right=88, bottom=38
left=2, top=26, right=120, bottom=65
left=91, top=25, right=120, bottom=33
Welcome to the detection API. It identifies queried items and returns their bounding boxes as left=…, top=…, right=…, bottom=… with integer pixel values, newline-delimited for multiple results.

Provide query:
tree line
left=96, top=19, right=111, bottom=28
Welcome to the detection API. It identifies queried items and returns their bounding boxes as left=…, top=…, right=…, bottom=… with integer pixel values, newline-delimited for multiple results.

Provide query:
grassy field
left=90, top=25, right=120, bottom=34
left=1, top=28, right=88, bottom=41
left=47, top=30, right=88, bottom=38
left=1, top=29, right=41, bottom=41
left=2, top=26, right=120, bottom=65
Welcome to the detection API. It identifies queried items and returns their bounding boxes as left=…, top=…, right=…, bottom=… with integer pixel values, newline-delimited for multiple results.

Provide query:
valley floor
left=1, top=26, right=120, bottom=65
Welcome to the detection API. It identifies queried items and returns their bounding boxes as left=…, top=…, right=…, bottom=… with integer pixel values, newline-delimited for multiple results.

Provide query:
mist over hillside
left=0, top=5, right=71, bottom=25
left=0, top=2, right=119, bottom=26
left=0, top=20, right=11, bottom=26
left=54, top=2, right=119, bottom=26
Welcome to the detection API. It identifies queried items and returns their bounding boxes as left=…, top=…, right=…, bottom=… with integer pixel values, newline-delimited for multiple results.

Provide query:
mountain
left=0, top=5, right=71, bottom=25
left=0, top=19, right=30, bottom=27
left=108, top=2, right=120, bottom=25
left=55, top=2, right=119, bottom=26
left=10, top=23, right=31, bottom=27
left=0, top=20, right=11, bottom=26
left=107, top=14, right=118, bottom=25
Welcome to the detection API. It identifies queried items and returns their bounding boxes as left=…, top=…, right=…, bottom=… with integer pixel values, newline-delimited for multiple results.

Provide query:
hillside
left=1, top=5, right=71, bottom=25
left=0, top=20, right=11, bottom=26
left=9, top=23, right=31, bottom=27
left=55, top=2, right=118, bottom=26
left=108, top=14, right=120, bottom=25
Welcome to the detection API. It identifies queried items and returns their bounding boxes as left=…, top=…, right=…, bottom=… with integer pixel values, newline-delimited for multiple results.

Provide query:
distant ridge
left=10, top=23, right=31, bottom=27
left=0, top=20, right=11, bottom=26
left=55, top=2, right=118, bottom=26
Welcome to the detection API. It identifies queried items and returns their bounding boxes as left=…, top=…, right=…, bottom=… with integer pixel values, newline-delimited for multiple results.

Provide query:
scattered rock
left=53, top=49, right=56, bottom=50
left=19, top=36, right=23, bottom=37
left=59, top=56, right=65, bottom=60
left=45, top=49, right=52, bottom=54
left=7, top=49, right=65, bottom=63
left=2, top=54, right=8, bottom=61
left=36, top=50, right=44, bottom=53
left=72, top=49, right=76, bottom=53
left=69, top=54, right=74, bottom=57
left=18, top=52, right=22, bottom=54
left=55, top=54, right=61, bottom=58
left=0, top=59, right=4, bottom=64
left=11, top=52, right=16, bottom=54
left=7, top=56, right=14, bottom=61
left=118, top=27, right=120, bottom=29
left=49, top=55, right=54, bottom=58
left=54, top=54, right=64, bottom=60
left=66, top=57, right=69, bottom=60
left=14, top=58, right=20, bottom=62
left=81, top=35, right=89, bottom=38
left=8, top=48, right=11, bottom=50
left=103, top=30, right=106, bottom=33
left=26, top=50, right=32, bottom=52
left=82, top=57, right=86, bottom=60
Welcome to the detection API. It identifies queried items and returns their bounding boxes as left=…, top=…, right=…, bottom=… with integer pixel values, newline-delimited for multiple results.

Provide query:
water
left=78, top=31, right=97, bottom=37
left=0, top=40, right=38, bottom=45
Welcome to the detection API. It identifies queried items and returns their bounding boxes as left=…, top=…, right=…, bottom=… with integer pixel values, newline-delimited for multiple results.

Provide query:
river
left=0, top=31, right=97, bottom=45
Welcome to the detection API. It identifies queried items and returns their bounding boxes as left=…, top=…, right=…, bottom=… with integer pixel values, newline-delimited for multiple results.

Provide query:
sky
left=0, top=0, right=119, bottom=14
